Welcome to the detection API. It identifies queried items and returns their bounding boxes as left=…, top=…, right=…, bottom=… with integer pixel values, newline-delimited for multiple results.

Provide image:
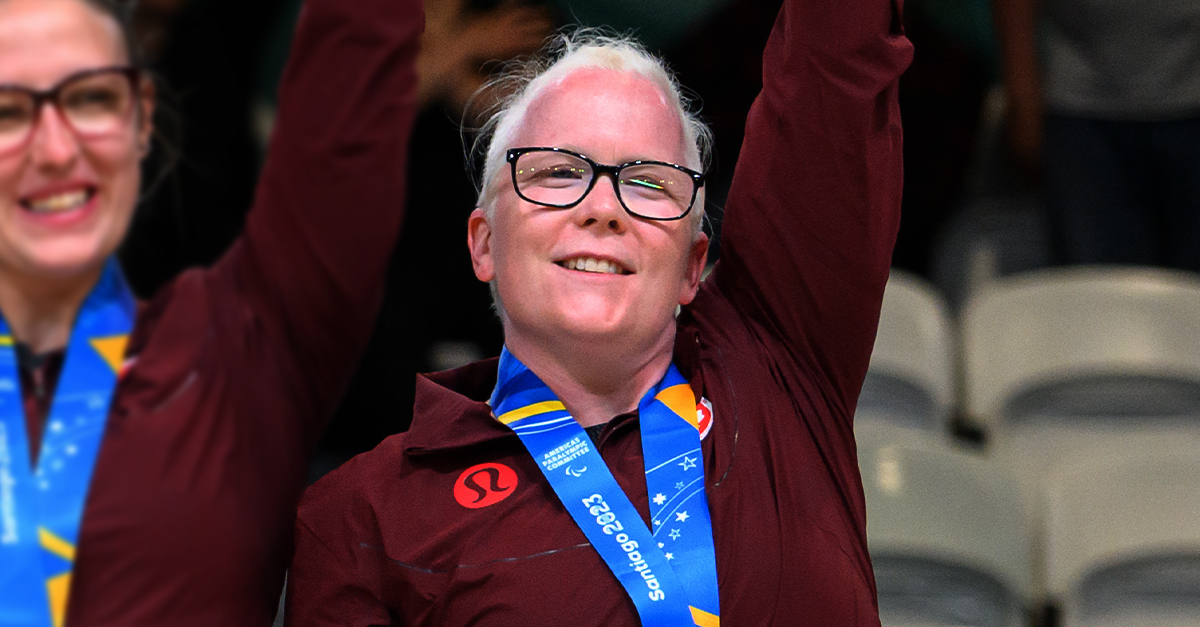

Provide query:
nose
left=576, top=173, right=628, bottom=234
left=28, top=103, right=82, bottom=171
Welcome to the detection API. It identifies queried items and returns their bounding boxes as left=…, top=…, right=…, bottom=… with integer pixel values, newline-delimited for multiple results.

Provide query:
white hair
left=468, top=29, right=712, bottom=229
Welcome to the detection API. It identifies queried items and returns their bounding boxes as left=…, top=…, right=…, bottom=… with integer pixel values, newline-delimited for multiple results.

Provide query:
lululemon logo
left=454, top=463, right=517, bottom=509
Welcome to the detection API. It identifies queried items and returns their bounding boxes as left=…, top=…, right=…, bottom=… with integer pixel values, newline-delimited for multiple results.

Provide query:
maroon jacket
left=286, top=0, right=912, bottom=623
left=11, top=0, right=421, bottom=624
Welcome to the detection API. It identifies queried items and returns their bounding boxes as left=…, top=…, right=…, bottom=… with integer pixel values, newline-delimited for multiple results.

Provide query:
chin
left=554, top=296, right=628, bottom=331
left=561, top=321, right=628, bottom=344
left=559, top=307, right=675, bottom=347
left=15, top=239, right=115, bottom=282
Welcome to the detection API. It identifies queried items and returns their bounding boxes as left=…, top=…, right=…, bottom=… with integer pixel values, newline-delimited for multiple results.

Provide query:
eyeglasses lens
left=0, top=71, right=135, bottom=153
left=514, top=151, right=693, bottom=219
left=0, top=91, right=35, bottom=152
left=617, top=164, right=693, bottom=219
left=513, top=150, right=594, bottom=207
left=61, top=72, right=135, bottom=135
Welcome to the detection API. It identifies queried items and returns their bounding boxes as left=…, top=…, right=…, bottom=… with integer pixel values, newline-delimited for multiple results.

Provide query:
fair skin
left=468, top=68, right=709, bottom=427
left=0, top=0, right=154, bottom=353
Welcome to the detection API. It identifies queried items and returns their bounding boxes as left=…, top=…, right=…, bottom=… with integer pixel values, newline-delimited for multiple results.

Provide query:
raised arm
left=209, top=0, right=423, bottom=441
left=709, top=0, right=911, bottom=414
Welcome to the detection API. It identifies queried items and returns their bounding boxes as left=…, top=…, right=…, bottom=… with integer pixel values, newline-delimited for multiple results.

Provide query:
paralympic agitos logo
left=454, top=463, right=518, bottom=508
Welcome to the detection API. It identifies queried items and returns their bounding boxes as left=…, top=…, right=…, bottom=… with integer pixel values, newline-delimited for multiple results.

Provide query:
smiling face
left=468, top=67, right=708, bottom=352
left=0, top=0, right=151, bottom=287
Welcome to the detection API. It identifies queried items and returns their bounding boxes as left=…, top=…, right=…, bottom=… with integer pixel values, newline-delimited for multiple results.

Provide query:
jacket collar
left=402, top=328, right=707, bottom=455
left=402, top=357, right=514, bottom=455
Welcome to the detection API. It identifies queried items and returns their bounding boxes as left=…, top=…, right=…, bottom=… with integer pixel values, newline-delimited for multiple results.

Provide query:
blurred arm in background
left=419, top=0, right=554, bottom=112
left=992, top=0, right=1042, bottom=175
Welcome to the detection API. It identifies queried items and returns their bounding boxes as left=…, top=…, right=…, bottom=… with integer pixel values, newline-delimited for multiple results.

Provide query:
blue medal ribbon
left=0, top=260, right=135, bottom=627
left=491, top=347, right=720, bottom=626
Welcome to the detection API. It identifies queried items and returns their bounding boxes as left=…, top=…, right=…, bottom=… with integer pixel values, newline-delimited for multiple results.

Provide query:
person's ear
left=136, top=76, right=156, bottom=157
left=678, top=231, right=709, bottom=306
left=468, top=208, right=495, bottom=282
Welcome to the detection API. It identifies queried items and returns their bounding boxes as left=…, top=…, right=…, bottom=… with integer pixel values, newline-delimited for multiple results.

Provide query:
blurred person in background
left=0, top=0, right=419, bottom=625
left=286, top=0, right=910, bottom=624
left=995, top=0, right=1200, bottom=271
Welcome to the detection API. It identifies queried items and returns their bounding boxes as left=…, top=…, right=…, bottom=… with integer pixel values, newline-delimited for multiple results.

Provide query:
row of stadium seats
left=856, top=266, right=1200, bottom=627
left=860, top=265, right=1200, bottom=437
left=860, top=423, right=1200, bottom=627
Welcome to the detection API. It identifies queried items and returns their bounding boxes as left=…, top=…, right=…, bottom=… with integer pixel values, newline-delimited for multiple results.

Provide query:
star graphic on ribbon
left=665, top=553, right=675, bottom=560
left=669, top=529, right=682, bottom=540
left=676, top=511, right=690, bottom=522
left=652, top=493, right=667, bottom=506
left=679, top=456, right=697, bottom=471
left=675, top=481, right=685, bottom=490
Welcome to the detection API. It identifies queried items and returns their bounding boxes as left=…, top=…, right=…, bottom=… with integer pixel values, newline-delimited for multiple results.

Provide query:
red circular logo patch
left=454, top=463, right=518, bottom=509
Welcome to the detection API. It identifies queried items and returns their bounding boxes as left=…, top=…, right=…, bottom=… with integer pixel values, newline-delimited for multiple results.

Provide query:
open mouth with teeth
left=21, top=188, right=97, bottom=214
left=556, top=256, right=633, bottom=275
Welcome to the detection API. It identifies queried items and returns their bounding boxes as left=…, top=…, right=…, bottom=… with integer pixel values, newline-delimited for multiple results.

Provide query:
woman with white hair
left=0, top=0, right=420, bottom=623
left=286, top=0, right=911, bottom=623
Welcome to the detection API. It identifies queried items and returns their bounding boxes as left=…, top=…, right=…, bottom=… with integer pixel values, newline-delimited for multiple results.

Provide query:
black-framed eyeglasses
left=0, top=66, right=142, bottom=155
left=507, top=147, right=705, bottom=221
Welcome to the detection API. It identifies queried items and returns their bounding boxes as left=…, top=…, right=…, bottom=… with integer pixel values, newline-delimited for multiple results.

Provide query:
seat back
left=858, top=429, right=1031, bottom=626
left=962, top=266, right=1200, bottom=436
left=858, top=271, right=955, bottom=433
left=1045, top=450, right=1200, bottom=627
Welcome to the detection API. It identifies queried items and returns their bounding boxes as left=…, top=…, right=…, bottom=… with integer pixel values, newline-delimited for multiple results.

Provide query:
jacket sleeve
left=709, top=0, right=912, bottom=422
left=206, top=0, right=423, bottom=443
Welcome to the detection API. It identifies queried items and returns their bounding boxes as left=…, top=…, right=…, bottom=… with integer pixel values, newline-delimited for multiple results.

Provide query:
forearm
left=993, top=0, right=1042, bottom=111
left=993, top=0, right=1044, bottom=170
left=993, top=0, right=1041, bottom=93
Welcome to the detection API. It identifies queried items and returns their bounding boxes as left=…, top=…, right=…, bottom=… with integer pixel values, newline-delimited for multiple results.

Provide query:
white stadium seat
left=1044, top=450, right=1200, bottom=627
left=857, top=270, right=956, bottom=434
left=963, top=266, right=1200, bottom=429
left=858, top=428, right=1032, bottom=627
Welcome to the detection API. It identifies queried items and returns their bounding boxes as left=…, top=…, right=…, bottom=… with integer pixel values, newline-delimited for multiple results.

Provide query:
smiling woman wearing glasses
left=286, top=0, right=913, bottom=622
left=0, top=0, right=421, bottom=624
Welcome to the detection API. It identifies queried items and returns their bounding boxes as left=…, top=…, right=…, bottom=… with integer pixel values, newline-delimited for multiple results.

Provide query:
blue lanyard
left=490, top=348, right=720, bottom=626
left=0, top=260, right=135, bottom=627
